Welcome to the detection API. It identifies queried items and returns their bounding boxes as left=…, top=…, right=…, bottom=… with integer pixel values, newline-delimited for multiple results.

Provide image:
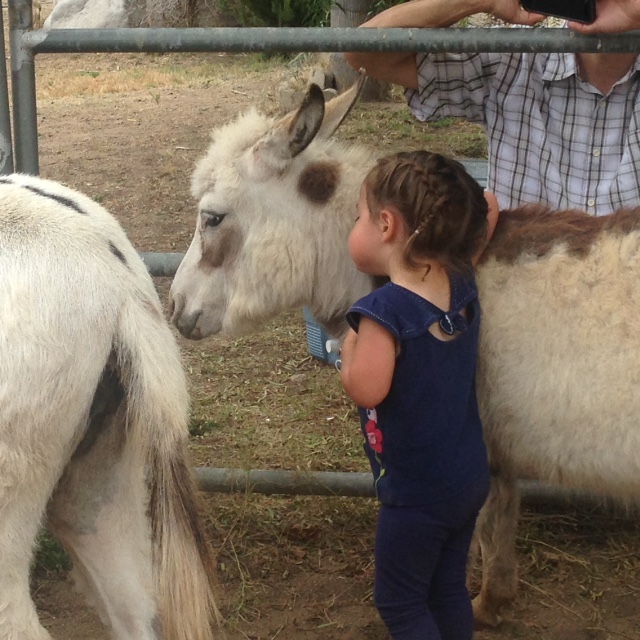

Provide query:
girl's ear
left=378, top=207, right=403, bottom=242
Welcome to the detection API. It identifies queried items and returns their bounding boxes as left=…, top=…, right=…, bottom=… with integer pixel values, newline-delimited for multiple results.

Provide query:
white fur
left=0, top=175, right=217, bottom=640
left=170, top=84, right=640, bottom=626
left=172, top=92, right=374, bottom=340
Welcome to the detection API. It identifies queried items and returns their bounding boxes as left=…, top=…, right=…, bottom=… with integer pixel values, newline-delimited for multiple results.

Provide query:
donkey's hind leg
left=0, top=422, right=77, bottom=640
left=0, top=485, right=56, bottom=640
left=471, top=470, right=520, bottom=627
left=46, top=370, right=160, bottom=640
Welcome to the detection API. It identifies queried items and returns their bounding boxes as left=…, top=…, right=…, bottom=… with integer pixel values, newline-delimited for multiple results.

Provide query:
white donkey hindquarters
left=0, top=175, right=217, bottom=640
left=471, top=207, right=640, bottom=624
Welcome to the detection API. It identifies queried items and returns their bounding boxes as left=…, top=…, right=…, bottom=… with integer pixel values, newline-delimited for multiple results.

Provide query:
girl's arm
left=340, top=318, right=397, bottom=408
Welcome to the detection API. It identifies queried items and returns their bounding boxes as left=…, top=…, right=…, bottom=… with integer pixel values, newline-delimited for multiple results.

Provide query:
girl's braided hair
left=364, top=150, right=489, bottom=275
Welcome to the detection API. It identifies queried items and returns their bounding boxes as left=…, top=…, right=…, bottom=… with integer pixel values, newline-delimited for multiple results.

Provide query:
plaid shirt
left=406, top=51, right=640, bottom=215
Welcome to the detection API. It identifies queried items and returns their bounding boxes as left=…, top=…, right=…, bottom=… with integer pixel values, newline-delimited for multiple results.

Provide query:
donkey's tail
left=115, top=287, right=220, bottom=640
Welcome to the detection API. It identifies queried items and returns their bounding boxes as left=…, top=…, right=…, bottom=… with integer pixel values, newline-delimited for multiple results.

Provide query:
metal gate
left=2, top=0, right=639, bottom=505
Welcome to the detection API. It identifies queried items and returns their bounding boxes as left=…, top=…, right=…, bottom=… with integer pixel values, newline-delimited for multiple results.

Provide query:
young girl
left=340, top=150, right=492, bottom=640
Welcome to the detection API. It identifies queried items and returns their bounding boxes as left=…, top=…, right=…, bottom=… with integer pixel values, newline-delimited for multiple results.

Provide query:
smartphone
left=521, top=0, right=596, bottom=24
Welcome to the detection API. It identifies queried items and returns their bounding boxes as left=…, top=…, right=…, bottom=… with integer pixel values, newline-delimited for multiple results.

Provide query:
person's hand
left=485, top=0, right=545, bottom=25
left=568, top=0, right=640, bottom=33
left=473, top=191, right=500, bottom=265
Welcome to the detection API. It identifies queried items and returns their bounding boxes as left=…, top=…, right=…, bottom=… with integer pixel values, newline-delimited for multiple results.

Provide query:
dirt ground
left=24, top=51, right=640, bottom=640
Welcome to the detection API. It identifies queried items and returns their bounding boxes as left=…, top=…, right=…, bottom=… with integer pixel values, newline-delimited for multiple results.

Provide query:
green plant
left=189, top=417, right=222, bottom=437
left=35, top=530, right=71, bottom=575
left=220, top=0, right=332, bottom=27
left=369, top=0, right=404, bottom=16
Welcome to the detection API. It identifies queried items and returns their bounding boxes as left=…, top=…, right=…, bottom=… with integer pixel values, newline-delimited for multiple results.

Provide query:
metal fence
left=3, top=0, right=639, bottom=503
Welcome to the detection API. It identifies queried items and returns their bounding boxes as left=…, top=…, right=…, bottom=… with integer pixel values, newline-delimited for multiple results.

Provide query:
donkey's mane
left=483, top=203, right=640, bottom=264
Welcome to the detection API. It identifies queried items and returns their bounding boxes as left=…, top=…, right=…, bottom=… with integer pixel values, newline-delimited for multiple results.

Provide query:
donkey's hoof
left=472, top=596, right=502, bottom=628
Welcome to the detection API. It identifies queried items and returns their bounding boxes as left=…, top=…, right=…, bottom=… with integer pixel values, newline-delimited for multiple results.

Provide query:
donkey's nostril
left=170, top=293, right=185, bottom=323
left=176, top=311, right=202, bottom=339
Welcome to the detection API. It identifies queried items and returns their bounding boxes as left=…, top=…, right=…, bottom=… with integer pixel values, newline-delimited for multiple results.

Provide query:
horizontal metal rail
left=140, top=252, right=184, bottom=277
left=21, top=27, right=640, bottom=55
left=194, top=467, right=621, bottom=511
left=11, top=0, right=640, bottom=174
left=195, top=467, right=377, bottom=498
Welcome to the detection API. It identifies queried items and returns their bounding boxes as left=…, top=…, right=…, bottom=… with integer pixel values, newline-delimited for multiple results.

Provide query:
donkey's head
left=170, top=74, right=374, bottom=340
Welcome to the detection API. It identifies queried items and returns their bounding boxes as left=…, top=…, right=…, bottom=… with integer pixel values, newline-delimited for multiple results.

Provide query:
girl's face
left=348, top=184, right=386, bottom=275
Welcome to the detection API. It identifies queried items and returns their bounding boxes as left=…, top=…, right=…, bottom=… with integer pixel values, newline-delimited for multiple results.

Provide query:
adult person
left=343, top=0, right=640, bottom=215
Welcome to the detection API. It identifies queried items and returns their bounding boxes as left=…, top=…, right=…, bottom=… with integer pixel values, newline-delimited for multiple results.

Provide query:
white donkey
left=0, top=174, right=218, bottom=640
left=169, top=78, right=640, bottom=626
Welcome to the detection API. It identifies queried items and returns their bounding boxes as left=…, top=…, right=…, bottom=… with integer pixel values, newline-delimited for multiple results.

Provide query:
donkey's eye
left=202, top=212, right=226, bottom=228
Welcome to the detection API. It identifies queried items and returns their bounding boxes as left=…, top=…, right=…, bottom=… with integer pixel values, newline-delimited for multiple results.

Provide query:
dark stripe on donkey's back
left=0, top=178, right=88, bottom=215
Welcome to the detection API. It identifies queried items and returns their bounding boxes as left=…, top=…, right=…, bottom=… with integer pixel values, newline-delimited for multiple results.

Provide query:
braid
left=364, top=150, right=488, bottom=274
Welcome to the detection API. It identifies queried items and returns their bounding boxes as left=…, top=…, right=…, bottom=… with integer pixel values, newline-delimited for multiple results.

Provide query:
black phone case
left=521, top=0, right=596, bottom=24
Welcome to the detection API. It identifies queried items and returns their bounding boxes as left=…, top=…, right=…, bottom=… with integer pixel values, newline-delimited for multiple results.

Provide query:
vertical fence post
left=8, top=0, right=38, bottom=174
left=0, top=3, right=14, bottom=173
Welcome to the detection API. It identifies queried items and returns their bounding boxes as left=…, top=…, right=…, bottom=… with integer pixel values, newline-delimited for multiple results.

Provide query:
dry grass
left=36, top=52, right=280, bottom=100
left=183, top=310, right=364, bottom=473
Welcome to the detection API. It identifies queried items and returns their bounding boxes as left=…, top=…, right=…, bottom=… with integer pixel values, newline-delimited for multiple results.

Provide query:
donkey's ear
left=278, top=82, right=326, bottom=157
left=315, top=70, right=366, bottom=140
left=247, top=84, right=325, bottom=180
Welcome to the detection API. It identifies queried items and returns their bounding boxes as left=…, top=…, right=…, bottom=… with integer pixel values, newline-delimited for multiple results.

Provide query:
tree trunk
left=328, top=0, right=391, bottom=101
left=330, top=0, right=371, bottom=27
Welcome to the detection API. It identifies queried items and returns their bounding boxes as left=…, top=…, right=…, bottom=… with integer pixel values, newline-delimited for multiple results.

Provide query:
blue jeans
left=373, top=482, right=488, bottom=640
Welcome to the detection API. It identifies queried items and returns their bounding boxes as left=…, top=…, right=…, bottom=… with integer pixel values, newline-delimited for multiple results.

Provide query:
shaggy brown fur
left=483, top=204, right=640, bottom=264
